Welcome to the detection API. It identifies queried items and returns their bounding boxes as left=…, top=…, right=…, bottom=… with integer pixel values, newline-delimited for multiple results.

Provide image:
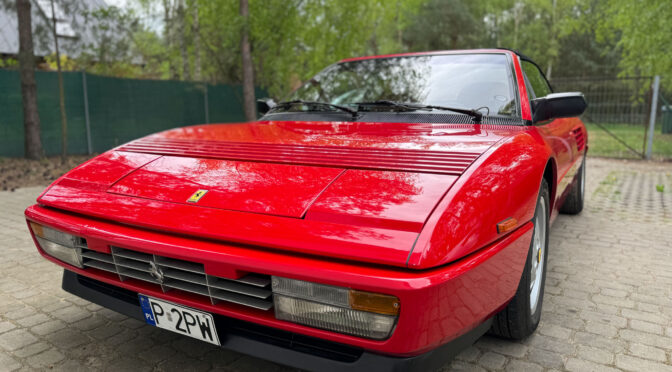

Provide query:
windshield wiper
left=273, top=100, right=358, bottom=119
left=356, top=100, right=484, bottom=123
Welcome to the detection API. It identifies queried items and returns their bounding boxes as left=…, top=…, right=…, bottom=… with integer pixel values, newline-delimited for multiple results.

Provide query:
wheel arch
left=543, top=157, right=557, bottom=212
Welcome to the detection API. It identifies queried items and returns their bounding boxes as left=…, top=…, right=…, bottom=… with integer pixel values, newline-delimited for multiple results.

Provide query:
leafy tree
left=597, top=0, right=671, bottom=81
left=77, top=7, right=143, bottom=77
left=400, top=0, right=621, bottom=81
left=404, top=0, right=482, bottom=51
left=12, top=0, right=650, bottom=102
left=190, top=0, right=424, bottom=98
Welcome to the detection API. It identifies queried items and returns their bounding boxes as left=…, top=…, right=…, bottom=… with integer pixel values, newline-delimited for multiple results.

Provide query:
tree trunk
left=546, top=0, right=557, bottom=80
left=546, top=61, right=553, bottom=80
left=450, top=33, right=458, bottom=49
left=50, top=0, right=68, bottom=158
left=513, top=3, right=522, bottom=49
left=494, top=15, right=500, bottom=47
left=240, top=0, right=256, bottom=121
left=192, top=0, right=201, bottom=81
left=178, top=0, right=189, bottom=80
left=164, top=0, right=177, bottom=79
left=16, top=0, right=43, bottom=159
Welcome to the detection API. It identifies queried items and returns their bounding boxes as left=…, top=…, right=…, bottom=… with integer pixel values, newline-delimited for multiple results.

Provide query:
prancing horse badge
left=187, top=189, right=208, bottom=203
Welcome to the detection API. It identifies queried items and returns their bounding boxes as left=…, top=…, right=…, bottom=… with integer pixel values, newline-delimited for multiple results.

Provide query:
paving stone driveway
left=1, top=158, right=671, bottom=372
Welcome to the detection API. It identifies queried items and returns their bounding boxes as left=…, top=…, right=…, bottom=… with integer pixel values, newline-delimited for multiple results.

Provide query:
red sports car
left=25, top=49, right=587, bottom=371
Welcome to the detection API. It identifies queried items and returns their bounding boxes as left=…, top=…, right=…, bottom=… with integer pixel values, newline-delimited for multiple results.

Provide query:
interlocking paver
left=1, top=158, right=671, bottom=371
left=565, top=357, right=620, bottom=372
left=577, top=344, right=614, bottom=365
left=615, top=354, right=672, bottom=372
left=0, top=329, right=38, bottom=351
left=505, top=359, right=543, bottom=372
left=0, top=321, right=16, bottom=334
left=27, top=349, right=65, bottom=369
left=13, top=341, right=50, bottom=358
left=478, top=351, right=507, bottom=369
left=527, top=348, right=564, bottom=369
left=630, top=319, right=665, bottom=335
left=0, top=352, right=21, bottom=372
left=15, top=313, right=49, bottom=328
left=629, top=343, right=668, bottom=362
left=30, top=319, right=67, bottom=336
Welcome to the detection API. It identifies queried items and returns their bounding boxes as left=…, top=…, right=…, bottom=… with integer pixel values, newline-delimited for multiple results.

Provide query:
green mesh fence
left=0, top=69, right=263, bottom=157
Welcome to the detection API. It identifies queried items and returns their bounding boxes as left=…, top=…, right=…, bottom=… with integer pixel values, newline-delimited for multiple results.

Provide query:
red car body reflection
left=25, top=49, right=586, bottom=365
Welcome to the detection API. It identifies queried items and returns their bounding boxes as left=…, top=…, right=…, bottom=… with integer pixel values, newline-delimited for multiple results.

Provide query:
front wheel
left=490, top=179, right=550, bottom=340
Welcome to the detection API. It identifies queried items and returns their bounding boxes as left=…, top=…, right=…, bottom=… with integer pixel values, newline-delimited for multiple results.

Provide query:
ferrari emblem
left=187, top=189, right=208, bottom=203
left=148, top=261, right=165, bottom=283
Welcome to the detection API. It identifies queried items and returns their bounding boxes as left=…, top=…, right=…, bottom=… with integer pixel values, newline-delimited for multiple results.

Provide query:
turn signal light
left=349, top=290, right=400, bottom=316
left=496, top=217, right=517, bottom=234
left=29, top=222, right=84, bottom=268
left=271, top=276, right=399, bottom=339
left=30, top=222, right=44, bottom=238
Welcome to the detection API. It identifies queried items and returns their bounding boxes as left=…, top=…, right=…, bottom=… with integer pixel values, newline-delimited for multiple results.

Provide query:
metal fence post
left=645, top=75, right=661, bottom=159
left=204, top=83, right=210, bottom=124
left=82, top=71, right=92, bottom=154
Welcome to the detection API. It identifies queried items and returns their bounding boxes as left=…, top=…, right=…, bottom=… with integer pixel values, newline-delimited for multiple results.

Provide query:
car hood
left=38, top=120, right=524, bottom=268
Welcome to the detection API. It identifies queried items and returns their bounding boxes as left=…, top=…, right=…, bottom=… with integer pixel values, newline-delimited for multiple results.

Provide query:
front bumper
left=26, top=203, right=532, bottom=357
left=63, top=270, right=491, bottom=372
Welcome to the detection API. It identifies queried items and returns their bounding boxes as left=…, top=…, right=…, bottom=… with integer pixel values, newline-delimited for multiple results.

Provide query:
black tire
left=490, top=179, right=550, bottom=340
left=560, top=156, right=586, bottom=214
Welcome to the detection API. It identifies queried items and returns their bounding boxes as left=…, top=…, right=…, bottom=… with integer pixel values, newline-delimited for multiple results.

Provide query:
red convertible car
left=25, top=49, right=586, bottom=371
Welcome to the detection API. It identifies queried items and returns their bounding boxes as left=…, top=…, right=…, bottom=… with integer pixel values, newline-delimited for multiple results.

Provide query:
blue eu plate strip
left=138, top=294, right=156, bottom=326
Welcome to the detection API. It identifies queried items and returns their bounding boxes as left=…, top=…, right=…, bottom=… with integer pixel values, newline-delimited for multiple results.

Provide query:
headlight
left=272, top=276, right=399, bottom=340
left=30, top=222, right=84, bottom=268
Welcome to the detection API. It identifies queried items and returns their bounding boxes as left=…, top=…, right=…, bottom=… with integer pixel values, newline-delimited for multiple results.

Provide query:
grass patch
left=585, top=123, right=672, bottom=160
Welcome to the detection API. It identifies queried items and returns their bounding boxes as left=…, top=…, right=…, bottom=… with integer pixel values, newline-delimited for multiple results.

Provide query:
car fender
left=408, top=129, right=553, bottom=269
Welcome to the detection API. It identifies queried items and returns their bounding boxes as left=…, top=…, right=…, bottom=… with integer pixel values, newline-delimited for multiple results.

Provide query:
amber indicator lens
left=496, top=217, right=517, bottom=234
left=349, top=290, right=400, bottom=316
left=30, top=222, right=44, bottom=238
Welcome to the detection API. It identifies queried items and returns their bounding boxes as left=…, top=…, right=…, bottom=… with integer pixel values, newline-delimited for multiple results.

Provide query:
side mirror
left=531, top=92, right=587, bottom=123
left=256, top=98, right=277, bottom=115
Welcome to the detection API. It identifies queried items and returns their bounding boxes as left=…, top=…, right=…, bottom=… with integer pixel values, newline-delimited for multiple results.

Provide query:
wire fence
left=2, top=70, right=670, bottom=160
left=552, top=76, right=671, bottom=160
left=552, top=76, right=654, bottom=125
left=0, top=69, right=265, bottom=157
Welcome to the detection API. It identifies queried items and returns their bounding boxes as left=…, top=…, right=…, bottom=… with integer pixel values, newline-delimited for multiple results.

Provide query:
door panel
left=518, top=58, right=583, bottom=214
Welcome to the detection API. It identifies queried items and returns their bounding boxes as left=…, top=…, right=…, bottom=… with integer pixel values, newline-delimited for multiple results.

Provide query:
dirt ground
left=0, top=155, right=93, bottom=192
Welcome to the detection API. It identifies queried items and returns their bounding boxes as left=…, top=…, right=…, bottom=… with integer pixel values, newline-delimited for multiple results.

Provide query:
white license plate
left=139, top=295, right=220, bottom=346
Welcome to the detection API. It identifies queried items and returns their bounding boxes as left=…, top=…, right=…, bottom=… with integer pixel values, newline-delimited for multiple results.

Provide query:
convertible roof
left=494, top=48, right=533, bottom=62
left=338, top=48, right=515, bottom=63
left=339, top=48, right=539, bottom=65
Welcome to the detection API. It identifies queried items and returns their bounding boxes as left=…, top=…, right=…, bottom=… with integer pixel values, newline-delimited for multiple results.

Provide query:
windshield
left=289, top=53, right=517, bottom=117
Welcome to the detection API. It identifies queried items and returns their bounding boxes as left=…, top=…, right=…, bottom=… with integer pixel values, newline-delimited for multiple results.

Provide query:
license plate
left=138, top=295, right=220, bottom=346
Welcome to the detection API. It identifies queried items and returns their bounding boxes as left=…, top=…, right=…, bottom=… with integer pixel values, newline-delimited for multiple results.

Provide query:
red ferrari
left=25, top=49, right=587, bottom=371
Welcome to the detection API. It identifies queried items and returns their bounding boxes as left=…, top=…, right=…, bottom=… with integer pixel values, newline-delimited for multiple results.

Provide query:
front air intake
left=80, top=246, right=272, bottom=310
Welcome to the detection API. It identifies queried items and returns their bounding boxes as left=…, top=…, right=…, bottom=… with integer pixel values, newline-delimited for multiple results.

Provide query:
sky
left=104, top=0, right=130, bottom=8
left=104, top=0, right=164, bottom=32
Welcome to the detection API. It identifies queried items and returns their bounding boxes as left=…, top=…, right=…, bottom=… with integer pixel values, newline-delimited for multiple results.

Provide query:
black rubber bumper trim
left=62, top=270, right=490, bottom=372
